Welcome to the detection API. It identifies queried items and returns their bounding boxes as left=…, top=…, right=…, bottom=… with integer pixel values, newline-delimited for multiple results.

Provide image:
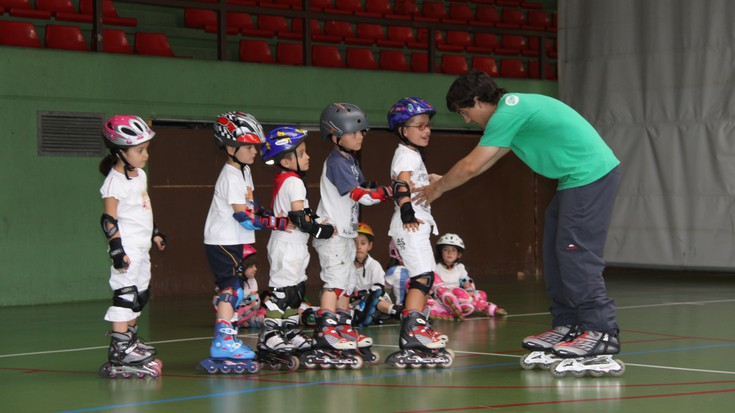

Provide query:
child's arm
left=288, top=200, right=334, bottom=239
left=152, top=224, right=167, bottom=251
left=101, top=197, right=130, bottom=270
left=349, top=181, right=392, bottom=206
left=393, top=171, right=424, bottom=231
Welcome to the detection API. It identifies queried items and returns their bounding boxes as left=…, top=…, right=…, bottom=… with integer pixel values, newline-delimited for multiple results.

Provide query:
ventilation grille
left=37, top=111, right=105, bottom=157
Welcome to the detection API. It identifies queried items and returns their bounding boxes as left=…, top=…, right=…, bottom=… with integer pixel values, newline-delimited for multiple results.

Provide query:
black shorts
left=205, top=244, right=243, bottom=291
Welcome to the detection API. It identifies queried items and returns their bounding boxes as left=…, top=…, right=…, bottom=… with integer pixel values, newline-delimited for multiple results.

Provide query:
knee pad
left=112, top=285, right=146, bottom=313
left=408, top=271, right=435, bottom=296
left=452, top=288, right=472, bottom=303
left=271, top=281, right=306, bottom=311
left=216, top=287, right=243, bottom=311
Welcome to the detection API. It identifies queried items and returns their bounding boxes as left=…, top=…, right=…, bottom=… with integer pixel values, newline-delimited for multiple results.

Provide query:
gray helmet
left=319, top=103, right=370, bottom=140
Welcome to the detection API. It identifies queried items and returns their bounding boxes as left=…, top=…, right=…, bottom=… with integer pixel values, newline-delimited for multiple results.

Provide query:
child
left=200, top=111, right=266, bottom=374
left=258, top=126, right=332, bottom=366
left=434, top=233, right=507, bottom=319
left=234, top=245, right=266, bottom=329
left=384, top=239, right=410, bottom=307
left=98, top=115, right=165, bottom=378
left=309, top=102, right=392, bottom=368
left=349, top=223, right=402, bottom=328
left=385, top=97, right=452, bottom=368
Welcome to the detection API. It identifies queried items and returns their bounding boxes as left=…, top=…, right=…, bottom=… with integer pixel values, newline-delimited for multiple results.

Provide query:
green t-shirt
left=479, top=93, right=620, bottom=190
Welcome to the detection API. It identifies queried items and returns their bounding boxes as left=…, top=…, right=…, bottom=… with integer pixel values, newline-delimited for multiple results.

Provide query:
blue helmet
left=387, top=97, right=436, bottom=131
left=261, top=126, right=308, bottom=164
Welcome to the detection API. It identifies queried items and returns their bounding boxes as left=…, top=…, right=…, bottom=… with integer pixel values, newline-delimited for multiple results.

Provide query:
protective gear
left=436, top=233, right=465, bottom=252
left=270, top=282, right=306, bottom=311
left=101, top=213, right=119, bottom=240
left=388, top=239, right=403, bottom=264
left=216, top=287, right=243, bottom=311
left=392, top=179, right=411, bottom=205
left=242, top=244, right=257, bottom=260
left=250, top=205, right=290, bottom=231
left=261, top=126, right=308, bottom=164
left=387, top=97, right=436, bottom=131
left=399, top=202, right=418, bottom=225
left=408, top=271, right=435, bottom=296
left=152, top=224, right=167, bottom=246
left=356, top=222, right=375, bottom=241
left=349, top=183, right=392, bottom=206
left=288, top=208, right=334, bottom=239
left=102, top=115, right=155, bottom=149
left=213, top=111, right=265, bottom=148
left=108, top=238, right=128, bottom=270
left=320, top=102, right=370, bottom=140
left=233, top=210, right=262, bottom=231
left=112, top=285, right=150, bottom=312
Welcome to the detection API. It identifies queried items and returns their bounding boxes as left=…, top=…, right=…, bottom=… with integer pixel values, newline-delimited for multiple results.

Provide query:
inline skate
left=256, top=318, right=299, bottom=371
left=550, top=331, right=625, bottom=377
left=99, top=331, right=162, bottom=379
left=337, top=309, right=380, bottom=364
left=198, top=319, right=259, bottom=374
left=385, top=310, right=453, bottom=369
left=299, top=310, right=363, bottom=369
left=519, top=325, right=578, bottom=370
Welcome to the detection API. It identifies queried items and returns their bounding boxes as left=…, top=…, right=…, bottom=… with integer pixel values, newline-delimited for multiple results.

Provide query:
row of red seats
left=184, top=11, right=556, bottom=57
left=239, top=40, right=555, bottom=79
left=0, top=19, right=179, bottom=55
left=0, top=0, right=137, bottom=26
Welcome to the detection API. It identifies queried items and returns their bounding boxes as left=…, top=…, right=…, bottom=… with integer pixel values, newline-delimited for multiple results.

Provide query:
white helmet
left=436, top=233, right=465, bottom=252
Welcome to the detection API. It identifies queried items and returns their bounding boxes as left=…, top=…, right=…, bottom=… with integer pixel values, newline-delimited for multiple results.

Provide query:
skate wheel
left=441, top=354, right=453, bottom=368
left=350, top=355, right=364, bottom=370
left=335, top=363, right=347, bottom=370
left=206, top=364, right=218, bottom=374
left=122, top=372, right=132, bottom=379
left=550, top=361, right=567, bottom=378
left=150, top=366, right=162, bottom=378
left=286, top=356, right=300, bottom=371
left=369, top=351, right=381, bottom=364
left=136, top=372, right=147, bottom=378
left=268, top=362, right=282, bottom=370
left=609, top=359, right=625, bottom=377
left=233, top=365, right=246, bottom=374
left=425, top=362, right=437, bottom=368
left=519, top=354, right=536, bottom=370
left=320, top=363, right=331, bottom=369
left=409, top=363, right=422, bottom=369
left=247, top=363, right=260, bottom=374
left=571, top=370, right=586, bottom=378
left=589, top=369, right=605, bottom=378
left=98, top=364, right=113, bottom=378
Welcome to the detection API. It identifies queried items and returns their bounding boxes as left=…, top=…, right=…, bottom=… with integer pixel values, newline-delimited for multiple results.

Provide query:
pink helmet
left=243, top=244, right=257, bottom=260
left=102, top=115, right=155, bottom=150
left=389, top=239, right=403, bottom=264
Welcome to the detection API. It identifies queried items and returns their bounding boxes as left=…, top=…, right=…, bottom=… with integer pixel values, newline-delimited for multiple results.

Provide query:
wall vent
left=37, top=111, right=105, bottom=157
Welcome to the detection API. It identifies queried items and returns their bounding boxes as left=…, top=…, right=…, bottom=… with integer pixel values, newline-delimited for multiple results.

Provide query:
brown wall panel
left=149, top=125, right=554, bottom=299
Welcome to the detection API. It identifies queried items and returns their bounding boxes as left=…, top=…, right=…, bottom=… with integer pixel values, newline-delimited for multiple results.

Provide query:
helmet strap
left=398, top=128, right=425, bottom=160
left=114, top=150, right=134, bottom=180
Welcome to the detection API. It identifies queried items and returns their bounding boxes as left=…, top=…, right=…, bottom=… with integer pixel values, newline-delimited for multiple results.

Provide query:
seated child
left=211, top=244, right=266, bottom=329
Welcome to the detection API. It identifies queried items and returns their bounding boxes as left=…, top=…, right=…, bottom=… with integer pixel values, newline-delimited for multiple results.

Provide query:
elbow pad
left=288, top=208, right=334, bottom=239
left=392, top=180, right=411, bottom=206
left=101, top=213, right=119, bottom=240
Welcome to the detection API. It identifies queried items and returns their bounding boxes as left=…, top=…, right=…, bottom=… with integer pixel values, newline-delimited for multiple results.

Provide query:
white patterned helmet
left=436, top=233, right=465, bottom=252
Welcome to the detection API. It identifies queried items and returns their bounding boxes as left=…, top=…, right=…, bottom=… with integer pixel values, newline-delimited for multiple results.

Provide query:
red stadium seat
left=239, top=39, right=274, bottom=63
left=441, top=54, right=469, bottom=75
left=500, top=59, right=526, bottom=78
left=393, top=0, right=418, bottom=18
left=445, top=3, right=473, bottom=24
left=416, top=1, right=446, bottom=22
left=36, top=0, right=91, bottom=23
left=377, top=26, right=414, bottom=48
left=351, top=23, right=384, bottom=45
left=346, top=47, right=377, bottom=70
left=357, top=0, right=393, bottom=18
left=184, top=8, right=216, bottom=29
left=521, top=1, right=544, bottom=9
left=414, top=28, right=444, bottom=49
left=102, top=29, right=131, bottom=54
left=276, top=42, right=303, bottom=65
left=528, top=60, right=556, bottom=80
left=135, top=32, right=175, bottom=57
left=312, top=45, right=344, bottom=68
left=314, top=20, right=353, bottom=43
left=0, top=19, right=41, bottom=47
left=3, top=0, right=52, bottom=19
left=259, top=1, right=290, bottom=10
left=379, top=50, right=409, bottom=72
left=495, top=35, right=526, bottom=55
left=439, top=30, right=472, bottom=52
left=291, top=18, right=321, bottom=39
left=467, top=32, right=498, bottom=54
left=45, top=24, right=88, bottom=51
left=472, top=56, right=499, bottom=76
left=497, top=8, right=525, bottom=29
left=411, top=52, right=437, bottom=73
left=523, top=10, right=550, bottom=30
left=473, top=6, right=500, bottom=26
left=308, top=0, right=332, bottom=11
left=79, top=0, right=137, bottom=26
left=325, top=0, right=362, bottom=15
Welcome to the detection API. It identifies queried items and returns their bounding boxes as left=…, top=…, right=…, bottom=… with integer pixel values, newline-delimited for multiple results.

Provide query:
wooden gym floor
left=1, top=270, right=734, bottom=413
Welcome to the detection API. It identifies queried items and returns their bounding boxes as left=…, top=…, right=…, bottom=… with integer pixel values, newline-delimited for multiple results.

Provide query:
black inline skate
left=519, top=325, right=578, bottom=371
left=336, top=309, right=380, bottom=364
left=299, top=310, right=363, bottom=369
left=99, top=331, right=162, bottom=379
left=550, top=330, right=625, bottom=377
left=385, top=310, right=453, bottom=369
left=256, top=318, right=299, bottom=371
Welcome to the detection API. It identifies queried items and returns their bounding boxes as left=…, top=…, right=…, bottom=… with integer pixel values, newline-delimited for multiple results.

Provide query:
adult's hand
left=414, top=180, right=444, bottom=206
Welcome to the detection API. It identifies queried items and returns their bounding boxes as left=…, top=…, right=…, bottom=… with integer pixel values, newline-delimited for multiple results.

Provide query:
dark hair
left=384, top=257, right=402, bottom=271
left=98, top=153, right=118, bottom=176
left=446, top=69, right=508, bottom=112
left=242, top=253, right=257, bottom=270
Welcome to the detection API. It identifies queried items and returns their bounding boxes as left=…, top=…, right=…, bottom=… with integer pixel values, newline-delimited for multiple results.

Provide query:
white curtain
left=559, top=0, right=735, bottom=269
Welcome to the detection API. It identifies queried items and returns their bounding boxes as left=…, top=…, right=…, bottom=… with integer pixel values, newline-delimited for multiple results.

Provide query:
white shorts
left=104, top=246, right=151, bottom=323
left=391, top=224, right=436, bottom=279
left=312, top=236, right=355, bottom=290
left=267, top=237, right=309, bottom=289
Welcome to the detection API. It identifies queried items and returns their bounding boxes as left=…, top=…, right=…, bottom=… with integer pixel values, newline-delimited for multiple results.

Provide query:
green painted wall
left=0, top=47, right=556, bottom=306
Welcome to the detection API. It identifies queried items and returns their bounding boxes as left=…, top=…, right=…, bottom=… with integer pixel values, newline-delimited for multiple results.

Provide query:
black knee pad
left=271, top=281, right=306, bottom=311
left=113, top=285, right=144, bottom=312
left=408, top=271, right=435, bottom=295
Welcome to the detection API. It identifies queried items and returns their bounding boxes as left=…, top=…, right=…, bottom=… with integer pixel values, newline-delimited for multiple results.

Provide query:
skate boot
left=519, top=325, right=579, bottom=370
left=256, top=318, right=299, bottom=371
left=337, top=309, right=379, bottom=364
left=99, top=331, right=162, bottom=379
left=128, top=325, right=156, bottom=356
left=299, top=310, right=363, bottom=370
left=197, top=319, right=259, bottom=374
left=549, top=331, right=625, bottom=377
left=283, top=317, right=313, bottom=352
left=385, top=310, right=453, bottom=369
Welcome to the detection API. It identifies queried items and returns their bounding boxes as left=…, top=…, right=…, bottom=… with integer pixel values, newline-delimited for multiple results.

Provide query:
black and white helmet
left=436, top=233, right=465, bottom=252
left=214, top=111, right=265, bottom=148
left=319, top=102, right=370, bottom=140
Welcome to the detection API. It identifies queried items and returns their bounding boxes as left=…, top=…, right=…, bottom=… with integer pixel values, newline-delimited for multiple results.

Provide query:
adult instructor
left=416, top=69, right=622, bottom=359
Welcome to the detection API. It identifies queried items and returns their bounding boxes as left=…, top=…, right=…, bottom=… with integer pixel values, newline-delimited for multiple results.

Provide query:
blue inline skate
left=198, top=319, right=259, bottom=374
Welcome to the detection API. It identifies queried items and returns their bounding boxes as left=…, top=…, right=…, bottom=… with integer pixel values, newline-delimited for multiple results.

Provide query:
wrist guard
left=350, top=183, right=393, bottom=205
left=152, top=223, right=168, bottom=246
left=399, top=202, right=418, bottom=225
left=233, top=210, right=262, bottom=231
left=108, top=238, right=128, bottom=270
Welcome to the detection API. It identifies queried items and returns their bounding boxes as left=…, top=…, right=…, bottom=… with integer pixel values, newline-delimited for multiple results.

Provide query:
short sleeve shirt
left=479, top=93, right=620, bottom=190
left=100, top=168, right=153, bottom=249
left=389, top=144, right=437, bottom=235
left=270, top=174, right=310, bottom=244
left=204, top=164, right=256, bottom=245
left=315, top=149, right=365, bottom=238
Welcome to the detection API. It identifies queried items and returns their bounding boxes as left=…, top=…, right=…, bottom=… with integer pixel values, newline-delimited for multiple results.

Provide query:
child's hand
left=402, top=219, right=424, bottom=232
left=153, top=236, right=166, bottom=251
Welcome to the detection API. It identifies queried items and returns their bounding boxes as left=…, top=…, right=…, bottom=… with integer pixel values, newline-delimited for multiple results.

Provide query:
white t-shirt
left=435, top=263, right=468, bottom=289
left=204, top=163, right=256, bottom=245
left=389, top=144, right=437, bottom=236
left=350, top=255, right=386, bottom=293
left=316, top=149, right=365, bottom=238
left=270, top=174, right=309, bottom=245
left=242, top=276, right=259, bottom=298
left=100, top=168, right=153, bottom=249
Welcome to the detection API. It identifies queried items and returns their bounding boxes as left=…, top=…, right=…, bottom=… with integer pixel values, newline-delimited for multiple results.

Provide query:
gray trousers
left=543, top=167, right=620, bottom=335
